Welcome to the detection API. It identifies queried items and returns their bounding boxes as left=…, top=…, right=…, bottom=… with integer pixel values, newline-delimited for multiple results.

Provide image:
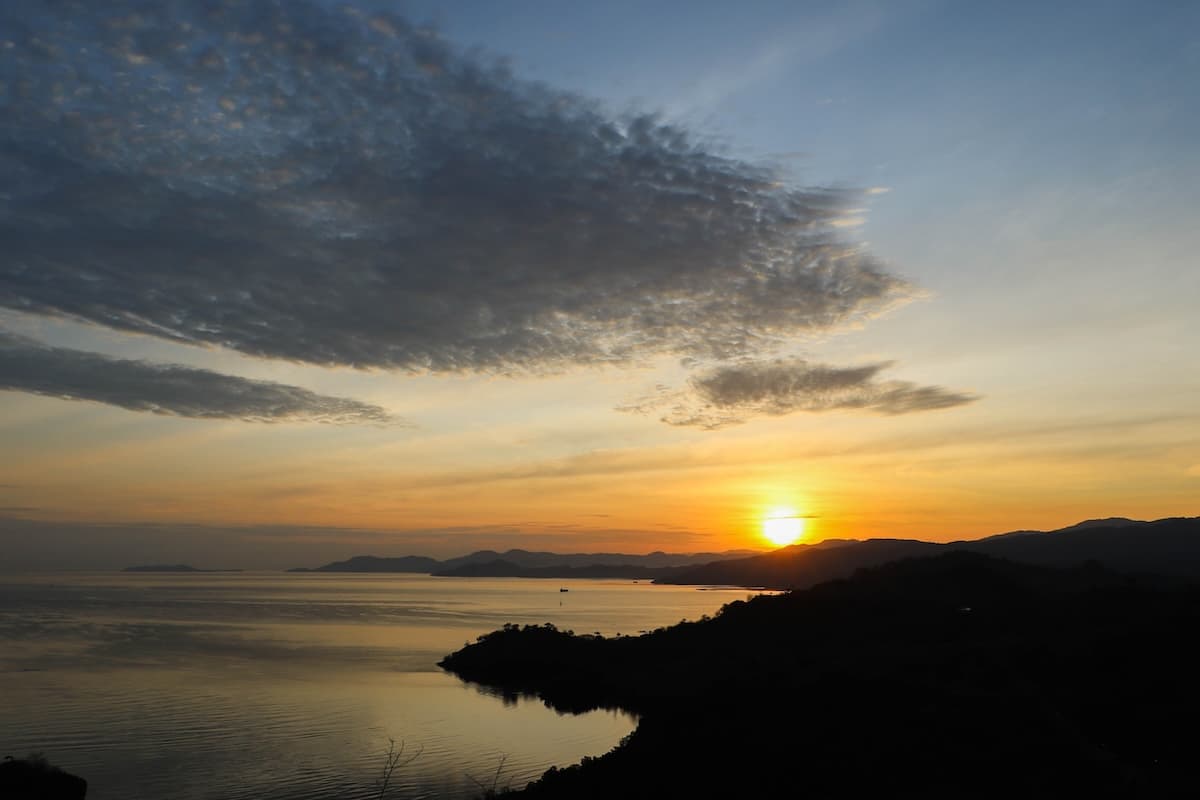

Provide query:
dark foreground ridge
left=0, top=755, right=87, bottom=799
left=441, top=553, right=1200, bottom=798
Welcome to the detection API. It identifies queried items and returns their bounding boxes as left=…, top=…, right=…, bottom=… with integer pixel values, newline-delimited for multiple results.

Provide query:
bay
left=0, top=572, right=754, bottom=799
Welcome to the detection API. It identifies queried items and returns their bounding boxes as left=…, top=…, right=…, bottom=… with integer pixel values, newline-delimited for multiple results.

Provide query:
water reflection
left=0, top=573, right=747, bottom=799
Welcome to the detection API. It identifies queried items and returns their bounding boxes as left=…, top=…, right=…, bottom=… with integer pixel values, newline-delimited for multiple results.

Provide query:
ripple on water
left=0, top=573, right=751, bottom=799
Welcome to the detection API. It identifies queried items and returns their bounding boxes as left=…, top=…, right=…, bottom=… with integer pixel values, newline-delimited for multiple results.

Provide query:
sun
left=762, top=507, right=806, bottom=547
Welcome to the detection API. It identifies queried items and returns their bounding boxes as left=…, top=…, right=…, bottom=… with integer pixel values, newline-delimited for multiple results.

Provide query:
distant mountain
left=658, top=538, right=941, bottom=588
left=291, top=549, right=758, bottom=574
left=432, top=559, right=684, bottom=580
left=288, top=519, right=1198, bottom=584
left=1054, top=516, right=1146, bottom=532
left=965, top=517, right=1190, bottom=573
left=658, top=517, right=1197, bottom=589
left=438, top=548, right=758, bottom=571
left=123, top=564, right=241, bottom=572
left=287, top=555, right=441, bottom=573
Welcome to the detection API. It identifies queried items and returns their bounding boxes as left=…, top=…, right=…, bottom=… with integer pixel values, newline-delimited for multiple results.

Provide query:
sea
left=0, top=571, right=756, bottom=799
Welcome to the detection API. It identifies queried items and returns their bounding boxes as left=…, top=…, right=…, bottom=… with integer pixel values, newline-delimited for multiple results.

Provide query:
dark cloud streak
left=0, top=330, right=398, bottom=424
left=622, top=358, right=977, bottom=429
left=0, top=0, right=909, bottom=374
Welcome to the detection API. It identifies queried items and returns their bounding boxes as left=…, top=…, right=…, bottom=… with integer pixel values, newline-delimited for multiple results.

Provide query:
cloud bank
left=1, top=0, right=909, bottom=375
left=0, top=330, right=397, bottom=424
left=622, top=358, right=977, bottom=429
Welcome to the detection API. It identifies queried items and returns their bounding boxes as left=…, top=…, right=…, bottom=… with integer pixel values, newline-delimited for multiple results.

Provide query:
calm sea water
left=0, top=572, right=754, bottom=799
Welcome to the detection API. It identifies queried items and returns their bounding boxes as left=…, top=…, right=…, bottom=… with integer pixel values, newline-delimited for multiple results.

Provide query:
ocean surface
left=0, top=572, right=755, bottom=799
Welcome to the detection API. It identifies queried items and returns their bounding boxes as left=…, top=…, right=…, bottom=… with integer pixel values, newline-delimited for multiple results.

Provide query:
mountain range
left=288, top=548, right=758, bottom=574
left=658, top=516, right=1199, bottom=588
left=288, top=517, right=1198, bottom=585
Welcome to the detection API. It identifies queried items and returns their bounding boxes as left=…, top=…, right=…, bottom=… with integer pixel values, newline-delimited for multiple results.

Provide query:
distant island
left=440, top=549, right=1200, bottom=797
left=122, top=564, right=242, bottom=573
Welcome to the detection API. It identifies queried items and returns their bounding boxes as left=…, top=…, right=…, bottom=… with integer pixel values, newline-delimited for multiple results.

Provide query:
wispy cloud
left=665, top=3, right=888, bottom=117
left=621, top=358, right=978, bottom=429
left=1, top=1, right=909, bottom=376
left=0, top=330, right=399, bottom=425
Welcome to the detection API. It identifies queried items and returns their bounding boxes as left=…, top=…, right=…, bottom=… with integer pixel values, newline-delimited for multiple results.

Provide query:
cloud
left=0, top=330, right=398, bottom=424
left=0, top=1, right=910, bottom=375
left=621, top=358, right=977, bottom=429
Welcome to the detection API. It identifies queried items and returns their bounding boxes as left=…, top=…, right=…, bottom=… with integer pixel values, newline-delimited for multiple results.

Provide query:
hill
left=431, top=559, right=684, bottom=580
left=440, top=553, right=1200, bottom=798
left=290, top=549, right=757, bottom=574
left=287, top=555, right=441, bottom=573
left=658, top=516, right=1198, bottom=589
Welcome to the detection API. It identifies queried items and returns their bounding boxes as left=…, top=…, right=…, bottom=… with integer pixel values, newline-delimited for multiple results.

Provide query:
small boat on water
left=559, top=587, right=569, bottom=592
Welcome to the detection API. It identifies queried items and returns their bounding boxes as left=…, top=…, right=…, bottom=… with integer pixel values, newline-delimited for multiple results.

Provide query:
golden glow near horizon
left=762, top=506, right=806, bottom=547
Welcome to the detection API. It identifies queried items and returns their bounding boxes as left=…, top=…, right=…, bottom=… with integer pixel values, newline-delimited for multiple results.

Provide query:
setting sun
left=762, top=507, right=806, bottom=547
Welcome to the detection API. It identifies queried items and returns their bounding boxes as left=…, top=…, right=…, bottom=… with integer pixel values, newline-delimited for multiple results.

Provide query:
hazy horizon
left=1, top=512, right=1175, bottom=572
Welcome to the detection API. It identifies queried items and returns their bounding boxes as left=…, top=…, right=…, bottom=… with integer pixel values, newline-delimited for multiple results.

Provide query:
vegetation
left=442, top=552, right=1200, bottom=797
left=374, top=738, right=421, bottom=800
left=0, top=754, right=87, bottom=799
left=465, top=754, right=511, bottom=798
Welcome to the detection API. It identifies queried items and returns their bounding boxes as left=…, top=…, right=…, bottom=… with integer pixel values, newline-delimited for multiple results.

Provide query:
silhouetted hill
left=660, top=516, right=1197, bottom=589
left=0, top=754, right=87, bottom=799
left=441, top=553, right=1200, bottom=798
left=291, top=549, right=757, bottom=574
left=287, top=555, right=441, bottom=573
left=1051, top=516, right=1146, bottom=532
left=438, top=548, right=757, bottom=571
left=432, top=559, right=684, bottom=580
left=658, top=537, right=941, bottom=588
left=966, top=516, right=1194, bottom=570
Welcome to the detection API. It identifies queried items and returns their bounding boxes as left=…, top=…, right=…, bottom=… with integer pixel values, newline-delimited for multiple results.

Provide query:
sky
left=1, top=0, right=1197, bottom=569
